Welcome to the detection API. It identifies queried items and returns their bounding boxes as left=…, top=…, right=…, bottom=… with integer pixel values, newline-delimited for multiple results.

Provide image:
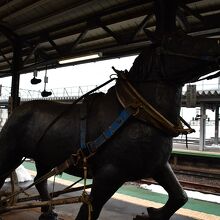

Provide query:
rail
left=140, top=150, right=220, bottom=195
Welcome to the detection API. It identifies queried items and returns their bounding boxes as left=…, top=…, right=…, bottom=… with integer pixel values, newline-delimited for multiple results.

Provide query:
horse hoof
left=39, top=211, right=58, bottom=220
left=147, top=207, right=169, bottom=220
left=133, top=213, right=149, bottom=220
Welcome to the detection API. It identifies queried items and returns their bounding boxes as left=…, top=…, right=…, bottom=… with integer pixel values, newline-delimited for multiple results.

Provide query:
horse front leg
left=148, top=162, right=188, bottom=220
left=76, top=164, right=123, bottom=220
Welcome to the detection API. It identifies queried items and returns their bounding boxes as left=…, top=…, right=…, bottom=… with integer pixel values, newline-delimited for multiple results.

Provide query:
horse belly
left=91, top=121, right=173, bottom=180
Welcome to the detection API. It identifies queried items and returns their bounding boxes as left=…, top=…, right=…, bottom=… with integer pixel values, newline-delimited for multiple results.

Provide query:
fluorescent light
left=59, top=53, right=102, bottom=64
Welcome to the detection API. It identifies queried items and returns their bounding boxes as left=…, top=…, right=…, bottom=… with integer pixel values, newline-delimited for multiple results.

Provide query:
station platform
left=0, top=181, right=203, bottom=220
left=1, top=163, right=219, bottom=220
left=0, top=200, right=196, bottom=220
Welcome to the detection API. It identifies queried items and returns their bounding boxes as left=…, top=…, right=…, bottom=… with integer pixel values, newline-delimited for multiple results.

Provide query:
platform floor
left=1, top=164, right=220, bottom=220
left=0, top=191, right=194, bottom=220
left=1, top=175, right=219, bottom=220
left=0, top=203, right=194, bottom=220
left=0, top=209, right=73, bottom=220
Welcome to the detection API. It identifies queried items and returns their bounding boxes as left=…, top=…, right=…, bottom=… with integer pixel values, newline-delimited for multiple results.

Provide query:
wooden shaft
left=17, top=184, right=92, bottom=203
left=0, top=196, right=82, bottom=214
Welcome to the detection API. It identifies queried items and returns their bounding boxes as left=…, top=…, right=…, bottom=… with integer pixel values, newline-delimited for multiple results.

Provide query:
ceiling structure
left=0, top=0, right=220, bottom=78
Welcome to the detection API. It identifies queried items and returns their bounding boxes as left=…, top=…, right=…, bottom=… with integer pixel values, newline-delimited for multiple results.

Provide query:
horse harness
left=79, top=71, right=195, bottom=157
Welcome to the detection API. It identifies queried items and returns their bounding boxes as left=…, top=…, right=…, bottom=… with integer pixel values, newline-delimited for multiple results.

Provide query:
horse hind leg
left=147, top=163, right=188, bottom=220
left=34, top=163, right=58, bottom=220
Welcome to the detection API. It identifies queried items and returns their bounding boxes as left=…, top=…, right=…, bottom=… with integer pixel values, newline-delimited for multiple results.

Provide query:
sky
left=0, top=55, right=137, bottom=90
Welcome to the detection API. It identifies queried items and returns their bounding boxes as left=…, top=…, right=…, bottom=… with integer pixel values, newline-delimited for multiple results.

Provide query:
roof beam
left=36, top=48, right=50, bottom=60
left=0, top=0, right=91, bottom=24
left=21, top=0, right=149, bottom=40
left=1, top=19, right=220, bottom=70
left=46, top=35, right=63, bottom=55
left=0, top=0, right=219, bottom=76
left=130, top=14, right=154, bottom=41
left=0, top=70, right=10, bottom=77
left=0, top=23, right=19, bottom=44
left=23, top=43, right=39, bottom=65
left=190, top=27, right=220, bottom=37
left=179, top=3, right=206, bottom=24
left=0, top=0, right=48, bottom=20
left=0, top=0, right=13, bottom=8
left=98, top=22, right=122, bottom=44
left=0, top=34, right=150, bottom=74
left=177, top=9, right=190, bottom=31
left=13, top=0, right=93, bottom=32
left=0, top=48, right=12, bottom=68
left=70, top=28, right=88, bottom=52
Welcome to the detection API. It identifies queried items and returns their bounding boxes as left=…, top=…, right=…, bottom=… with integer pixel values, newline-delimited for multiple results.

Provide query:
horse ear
left=143, top=28, right=161, bottom=44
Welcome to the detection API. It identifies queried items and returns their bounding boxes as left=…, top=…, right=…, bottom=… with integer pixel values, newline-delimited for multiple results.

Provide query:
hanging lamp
left=41, top=66, right=52, bottom=97
left=31, top=55, right=41, bottom=85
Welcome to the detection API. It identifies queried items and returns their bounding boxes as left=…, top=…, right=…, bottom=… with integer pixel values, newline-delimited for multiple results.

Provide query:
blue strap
left=80, top=108, right=132, bottom=155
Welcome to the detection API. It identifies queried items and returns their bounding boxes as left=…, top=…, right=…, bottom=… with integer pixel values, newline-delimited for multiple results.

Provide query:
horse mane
left=127, top=45, right=157, bottom=82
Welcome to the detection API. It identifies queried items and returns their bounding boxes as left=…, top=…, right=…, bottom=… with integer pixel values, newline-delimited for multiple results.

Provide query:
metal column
left=10, top=40, right=22, bottom=111
left=0, top=24, right=22, bottom=111
left=199, top=104, right=206, bottom=151
left=214, top=105, right=219, bottom=145
left=0, top=25, right=22, bottom=192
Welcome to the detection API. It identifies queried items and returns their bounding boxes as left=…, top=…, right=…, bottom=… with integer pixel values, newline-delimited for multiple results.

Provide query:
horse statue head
left=128, top=31, right=220, bottom=86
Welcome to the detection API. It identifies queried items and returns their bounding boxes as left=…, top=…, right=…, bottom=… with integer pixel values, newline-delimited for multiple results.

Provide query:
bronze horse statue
left=0, top=30, right=219, bottom=220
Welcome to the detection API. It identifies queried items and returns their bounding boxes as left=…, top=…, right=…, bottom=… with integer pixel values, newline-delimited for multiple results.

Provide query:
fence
left=0, top=84, right=113, bottom=102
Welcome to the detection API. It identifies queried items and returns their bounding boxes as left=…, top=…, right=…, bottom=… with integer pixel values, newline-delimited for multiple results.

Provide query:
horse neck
left=131, top=81, right=182, bottom=125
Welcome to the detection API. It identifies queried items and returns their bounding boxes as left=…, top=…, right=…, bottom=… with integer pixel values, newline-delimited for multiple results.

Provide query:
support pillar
left=10, top=40, right=22, bottom=111
left=8, top=38, right=22, bottom=200
left=199, top=104, right=206, bottom=151
left=0, top=24, right=23, bottom=201
left=214, top=105, right=219, bottom=145
left=155, top=0, right=178, bottom=34
left=0, top=24, right=22, bottom=110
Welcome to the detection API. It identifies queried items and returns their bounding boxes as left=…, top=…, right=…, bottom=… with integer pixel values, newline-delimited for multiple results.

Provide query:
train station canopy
left=0, top=0, right=220, bottom=78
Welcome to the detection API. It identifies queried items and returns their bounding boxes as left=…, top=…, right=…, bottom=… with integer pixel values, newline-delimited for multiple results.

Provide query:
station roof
left=0, top=0, right=220, bottom=78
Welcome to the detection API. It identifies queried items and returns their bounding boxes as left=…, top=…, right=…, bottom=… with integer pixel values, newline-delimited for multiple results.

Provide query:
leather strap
left=116, top=78, right=194, bottom=137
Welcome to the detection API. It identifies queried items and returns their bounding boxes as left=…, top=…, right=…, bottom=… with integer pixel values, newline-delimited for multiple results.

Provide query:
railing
left=1, top=83, right=220, bottom=102
left=0, top=84, right=114, bottom=103
left=0, top=86, right=42, bottom=100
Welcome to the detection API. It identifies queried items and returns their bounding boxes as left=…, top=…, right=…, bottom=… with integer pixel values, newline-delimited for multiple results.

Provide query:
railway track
left=139, top=167, right=220, bottom=195
left=26, top=151, right=220, bottom=196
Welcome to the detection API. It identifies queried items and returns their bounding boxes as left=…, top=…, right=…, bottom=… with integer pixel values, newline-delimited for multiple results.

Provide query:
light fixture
left=31, top=54, right=42, bottom=85
left=41, top=90, right=52, bottom=97
left=31, top=69, right=42, bottom=85
left=59, top=52, right=102, bottom=64
left=41, top=66, right=52, bottom=97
